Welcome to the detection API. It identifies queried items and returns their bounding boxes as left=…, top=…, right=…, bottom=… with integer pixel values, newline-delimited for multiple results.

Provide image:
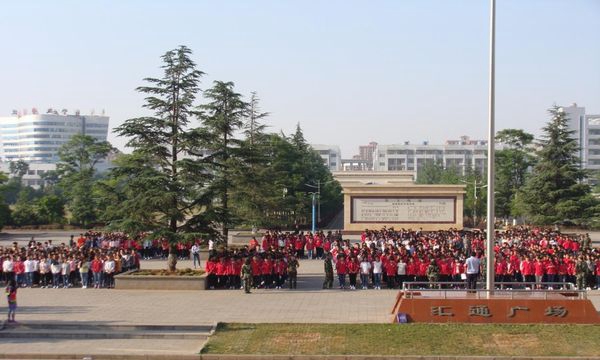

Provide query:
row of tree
left=417, top=107, right=600, bottom=227
left=1, top=46, right=598, bottom=240
left=0, top=47, right=342, bottom=260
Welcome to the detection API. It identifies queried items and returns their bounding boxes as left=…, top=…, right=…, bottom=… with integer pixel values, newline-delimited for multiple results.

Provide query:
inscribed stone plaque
left=351, top=197, right=455, bottom=223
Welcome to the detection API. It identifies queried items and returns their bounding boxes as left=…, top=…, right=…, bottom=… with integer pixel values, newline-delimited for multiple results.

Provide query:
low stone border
left=197, top=356, right=600, bottom=360
left=115, top=270, right=207, bottom=290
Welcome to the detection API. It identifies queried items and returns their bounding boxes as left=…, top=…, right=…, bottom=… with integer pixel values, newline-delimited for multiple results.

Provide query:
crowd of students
left=1, top=232, right=143, bottom=289
left=203, top=227, right=600, bottom=291
left=325, top=227, right=600, bottom=290
left=2, top=227, right=600, bottom=292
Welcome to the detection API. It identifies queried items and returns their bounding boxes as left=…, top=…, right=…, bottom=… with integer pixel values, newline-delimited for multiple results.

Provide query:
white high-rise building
left=585, top=115, right=600, bottom=171
left=373, top=136, right=488, bottom=176
left=560, top=103, right=600, bottom=172
left=0, top=108, right=110, bottom=187
left=310, top=144, right=341, bottom=172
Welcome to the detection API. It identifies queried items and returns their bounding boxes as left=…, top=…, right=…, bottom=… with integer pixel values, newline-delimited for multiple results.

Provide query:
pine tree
left=494, top=129, right=534, bottom=219
left=56, top=134, right=113, bottom=227
left=230, top=92, right=272, bottom=228
left=113, top=46, right=210, bottom=271
left=198, top=81, right=248, bottom=238
left=517, top=105, right=599, bottom=225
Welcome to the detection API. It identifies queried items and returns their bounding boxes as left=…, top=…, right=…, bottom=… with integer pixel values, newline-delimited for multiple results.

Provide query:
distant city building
left=310, top=144, right=341, bottom=172
left=356, top=141, right=378, bottom=170
left=560, top=103, right=600, bottom=172
left=0, top=108, right=110, bottom=187
left=588, top=115, right=600, bottom=172
left=373, top=136, right=488, bottom=176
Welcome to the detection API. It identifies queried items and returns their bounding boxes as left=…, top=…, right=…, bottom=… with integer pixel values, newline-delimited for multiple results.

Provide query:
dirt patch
left=272, top=332, right=322, bottom=345
left=487, top=333, right=541, bottom=353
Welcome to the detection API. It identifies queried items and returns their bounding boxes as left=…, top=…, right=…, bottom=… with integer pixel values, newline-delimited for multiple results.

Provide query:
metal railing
left=401, top=281, right=586, bottom=300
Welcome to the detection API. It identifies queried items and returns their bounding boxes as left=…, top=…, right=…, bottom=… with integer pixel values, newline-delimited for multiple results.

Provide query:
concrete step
left=0, top=329, right=209, bottom=339
left=7, top=321, right=214, bottom=333
left=0, top=337, right=207, bottom=360
left=0, top=321, right=215, bottom=340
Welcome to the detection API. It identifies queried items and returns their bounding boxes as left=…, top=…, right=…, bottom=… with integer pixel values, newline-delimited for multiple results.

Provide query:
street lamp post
left=309, top=192, right=317, bottom=233
left=306, top=179, right=336, bottom=231
left=460, top=179, right=487, bottom=227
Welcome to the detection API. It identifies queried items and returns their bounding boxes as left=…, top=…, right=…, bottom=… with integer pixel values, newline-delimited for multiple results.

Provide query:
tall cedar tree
left=0, top=173, right=10, bottom=230
left=198, top=81, right=248, bottom=238
left=114, top=46, right=209, bottom=271
left=56, top=134, right=113, bottom=227
left=517, top=105, right=599, bottom=225
left=494, top=129, right=534, bottom=218
left=229, top=92, right=272, bottom=228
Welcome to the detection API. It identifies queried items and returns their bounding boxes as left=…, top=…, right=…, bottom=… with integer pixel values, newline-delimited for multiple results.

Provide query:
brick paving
left=9, top=259, right=397, bottom=325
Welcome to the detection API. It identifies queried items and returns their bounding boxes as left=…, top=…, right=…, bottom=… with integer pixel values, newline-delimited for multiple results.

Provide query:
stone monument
left=332, top=171, right=465, bottom=232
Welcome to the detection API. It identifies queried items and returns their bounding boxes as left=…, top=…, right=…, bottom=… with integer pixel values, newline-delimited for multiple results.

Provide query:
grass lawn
left=201, top=323, right=600, bottom=357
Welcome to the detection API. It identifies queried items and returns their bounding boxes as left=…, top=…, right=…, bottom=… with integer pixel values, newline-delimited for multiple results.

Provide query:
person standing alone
left=6, top=279, right=17, bottom=323
left=465, top=252, right=480, bottom=292
left=191, top=242, right=201, bottom=269
left=323, top=253, right=334, bottom=289
left=241, top=258, right=252, bottom=294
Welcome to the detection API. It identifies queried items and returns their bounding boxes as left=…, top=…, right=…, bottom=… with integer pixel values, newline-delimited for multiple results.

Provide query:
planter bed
left=115, top=269, right=207, bottom=290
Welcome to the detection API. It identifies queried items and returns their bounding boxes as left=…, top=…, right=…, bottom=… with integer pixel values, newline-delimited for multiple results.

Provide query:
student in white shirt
left=397, top=258, right=407, bottom=289
left=24, top=256, right=35, bottom=287
left=103, top=256, right=116, bottom=288
left=372, top=258, right=383, bottom=290
left=359, top=259, right=372, bottom=290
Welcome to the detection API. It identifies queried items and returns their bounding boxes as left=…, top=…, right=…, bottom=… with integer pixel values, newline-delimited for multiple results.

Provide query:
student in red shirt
left=91, top=256, right=103, bottom=289
left=232, top=258, right=242, bottom=289
left=545, top=257, right=557, bottom=287
left=417, top=258, right=429, bottom=283
left=261, top=257, right=273, bottom=289
left=205, top=257, right=217, bottom=289
left=438, top=257, right=452, bottom=284
left=13, top=258, right=25, bottom=288
left=534, top=257, right=545, bottom=289
left=406, top=258, right=417, bottom=283
left=215, top=258, right=228, bottom=289
left=249, top=237, right=259, bottom=251
left=452, top=259, right=465, bottom=285
left=295, top=236, right=305, bottom=259
left=558, top=260, right=568, bottom=286
left=305, top=236, right=315, bottom=260
left=595, top=258, right=600, bottom=290
left=347, top=256, right=359, bottom=290
left=273, top=257, right=287, bottom=289
left=494, top=256, right=507, bottom=286
left=384, top=255, right=397, bottom=289
left=336, top=255, right=347, bottom=289
left=520, top=257, right=532, bottom=284
left=251, top=256, right=262, bottom=289
left=314, top=235, right=324, bottom=259
left=227, top=257, right=237, bottom=290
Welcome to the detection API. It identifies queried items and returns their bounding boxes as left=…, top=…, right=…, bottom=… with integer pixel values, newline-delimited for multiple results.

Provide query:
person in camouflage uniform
left=241, top=258, right=253, bottom=294
left=287, top=255, right=300, bottom=289
left=426, top=259, right=440, bottom=289
left=323, top=253, right=334, bottom=289
left=582, top=234, right=591, bottom=250
left=575, top=255, right=588, bottom=290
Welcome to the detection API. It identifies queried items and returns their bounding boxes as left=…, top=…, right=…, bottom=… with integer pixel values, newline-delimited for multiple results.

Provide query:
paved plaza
left=10, top=259, right=397, bottom=325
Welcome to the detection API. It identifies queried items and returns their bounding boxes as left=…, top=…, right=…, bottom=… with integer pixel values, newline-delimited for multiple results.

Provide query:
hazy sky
left=1, top=0, right=599, bottom=157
